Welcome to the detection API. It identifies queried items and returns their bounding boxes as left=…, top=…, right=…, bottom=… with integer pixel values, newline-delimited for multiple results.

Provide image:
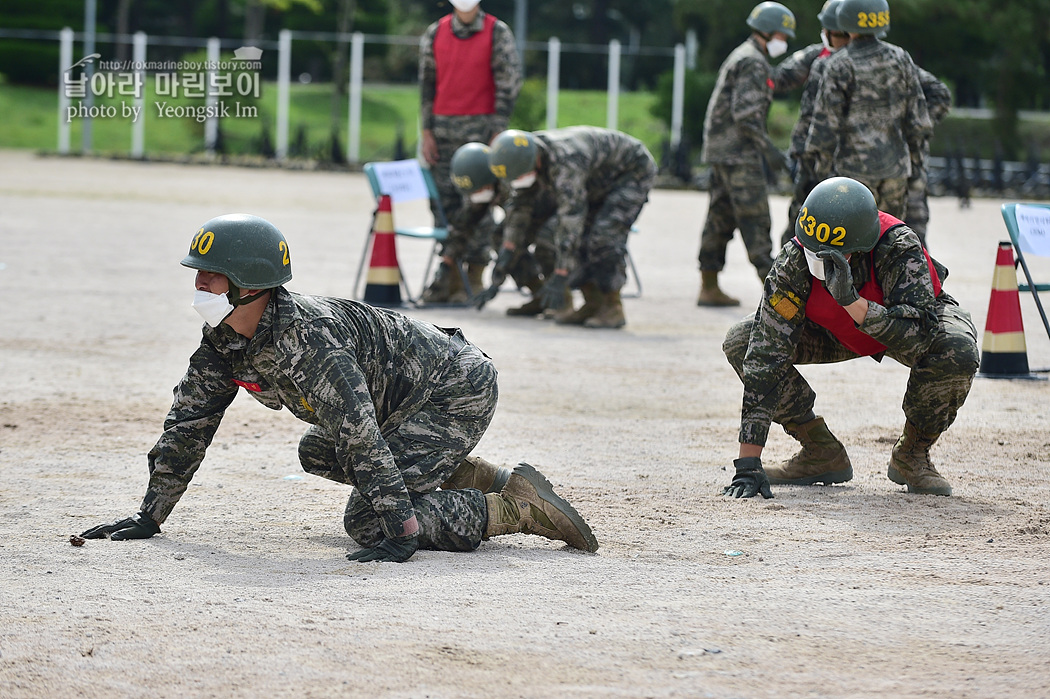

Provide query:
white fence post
left=546, top=37, right=560, bottom=130
left=205, top=37, right=220, bottom=154
left=57, top=27, right=73, bottom=155
left=671, top=43, right=685, bottom=150
left=606, top=39, right=621, bottom=131
left=131, top=31, right=147, bottom=158
left=347, top=31, right=363, bottom=164
left=276, top=29, right=291, bottom=160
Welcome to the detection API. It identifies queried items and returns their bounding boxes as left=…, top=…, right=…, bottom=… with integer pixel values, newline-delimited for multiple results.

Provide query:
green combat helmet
left=181, top=213, right=292, bottom=301
left=488, top=129, right=538, bottom=181
left=836, top=0, right=890, bottom=34
left=795, top=177, right=880, bottom=254
left=817, top=0, right=846, bottom=31
left=746, top=1, right=797, bottom=39
left=451, top=142, right=497, bottom=193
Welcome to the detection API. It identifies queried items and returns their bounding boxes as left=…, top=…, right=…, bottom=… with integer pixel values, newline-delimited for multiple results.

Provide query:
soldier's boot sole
left=503, top=463, right=599, bottom=552
left=441, top=456, right=512, bottom=493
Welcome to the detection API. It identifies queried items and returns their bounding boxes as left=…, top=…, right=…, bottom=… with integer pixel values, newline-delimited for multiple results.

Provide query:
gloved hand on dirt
left=817, top=249, right=860, bottom=306
left=474, top=248, right=516, bottom=309
left=81, top=511, right=161, bottom=540
left=346, top=535, right=418, bottom=563
left=722, top=457, right=774, bottom=499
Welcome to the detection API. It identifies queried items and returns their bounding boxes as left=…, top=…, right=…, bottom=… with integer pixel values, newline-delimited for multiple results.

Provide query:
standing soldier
left=418, top=0, right=522, bottom=304
left=80, top=214, right=598, bottom=559
left=905, top=68, right=952, bottom=248
left=721, top=178, right=979, bottom=500
left=449, top=141, right=559, bottom=316
left=781, top=0, right=851, bottom=246
left=697, top=1, right=797, bottom=308
left=488, top=126, right=657, bottom=329
left=802, top=0, right=932, bottom=220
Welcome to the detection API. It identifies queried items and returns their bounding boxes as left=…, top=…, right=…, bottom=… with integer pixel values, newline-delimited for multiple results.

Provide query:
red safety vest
left=800, top=212, right=942, bottom=356
left=432, top=14, right=497, bottom=116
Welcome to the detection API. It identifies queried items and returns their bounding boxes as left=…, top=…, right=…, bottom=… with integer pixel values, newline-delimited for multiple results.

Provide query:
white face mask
left=767, top=38, right=788, bottom=58
left=821, top=31, right=832, bottom=52
left=469, top=187, right=495, bottom=204
left=511, top=171, right=537, bottom=189
left=192, top=289, right=234, bottom=327
left=803, top=247, right=827, bottom=281
left=450, top=0, right=481, bottom=12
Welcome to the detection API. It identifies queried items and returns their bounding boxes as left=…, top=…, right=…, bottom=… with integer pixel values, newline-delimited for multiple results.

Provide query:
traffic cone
left=978, top=241, right=1040, bottom=379
left=362, top=194, right=403, bottom=307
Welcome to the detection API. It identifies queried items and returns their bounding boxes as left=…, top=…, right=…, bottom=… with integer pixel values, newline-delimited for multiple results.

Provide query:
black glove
left=816, top=249, right=860, bottom=306
left=539, top=273, right=570, bottom=310
left=722, top=457, right=774, bottom=499
left=81, top=511, right=161, bottom=540
left=346, top=535, right=418, bottom=563
left=474, top=249, right=515, bottom=310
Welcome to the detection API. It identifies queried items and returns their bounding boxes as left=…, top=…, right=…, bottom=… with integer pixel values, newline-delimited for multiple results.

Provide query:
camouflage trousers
left=722, top=299, right=979, bottom=437
left=431, top=114, right=507, bottom=264
left=850, top=175, right=909, bottom=220
left=699, top=163, right=774, bottom=279
left=905, top=189, right=930, bottom=249
left=298, top=339, right=497, bottom=552
left=574, top=156, right=656, bottom=293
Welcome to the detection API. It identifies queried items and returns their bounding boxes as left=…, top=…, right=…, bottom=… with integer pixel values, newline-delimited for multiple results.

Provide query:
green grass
left=0, top=80, right=670, bottom=164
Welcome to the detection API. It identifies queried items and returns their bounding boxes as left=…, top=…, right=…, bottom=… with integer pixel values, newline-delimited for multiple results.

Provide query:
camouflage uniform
left=700, top=37, right=789, bottom=279
left=419, top=10, right=522, bottom=266
left=503, top=126, right=656, bottom=293
left=905, top=68, right=952, bottom=248
left=140, top=288, right=497, bottom=552
left=782, top=44, right=835, bottom=245
left=722, top=224, right=979, bottom=447
left=461, top=180, right=559, bottom=288
left=803, top=36, right=933, bottom=219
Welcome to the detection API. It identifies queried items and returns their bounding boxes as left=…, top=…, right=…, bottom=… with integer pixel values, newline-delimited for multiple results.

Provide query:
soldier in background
left=80, top=214, right=598, bottom=560
left=488, top=127, right=657, bottom=329
left=905, top=68, right=952, bottom=248
left=418, top=0, right=522, bottom=304
left=721, top=178, right=978, bottom=500
left=449, top=141, right=559, bottom=316
left=780, top=0, right=851, bottom=247
left=697, top=1, right=798, bottom=308
left=802, top=0, right=932, bottom=220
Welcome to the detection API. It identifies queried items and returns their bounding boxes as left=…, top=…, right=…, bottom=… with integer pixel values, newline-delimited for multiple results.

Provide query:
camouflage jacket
left=788, top=45, right=834, bottom=159
left=419, top=10, right=522, bottom=130
left=803, top=36, right=932, bottom=181
left=701, top=37, right=779, bottom=166
left=502, top=126, right=655, bottom=273
left=917, top=67, right=951, bottom=125
left=738, top=224, right=951, bottom=446
left=773, top=43, right=825, bottom=94
left=141, top=288, right=469, bottom=538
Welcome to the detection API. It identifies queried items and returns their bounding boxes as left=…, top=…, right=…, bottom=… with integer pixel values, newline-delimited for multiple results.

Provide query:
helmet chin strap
left=226, top=281, right=271, bottom=308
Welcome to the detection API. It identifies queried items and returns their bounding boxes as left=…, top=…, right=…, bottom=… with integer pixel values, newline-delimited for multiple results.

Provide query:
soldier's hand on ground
left=816, top=250, right=860, bottom=306
left=492, top=247, right=516, bottom=275
left=539, top=273, right=569, bottom=310
left=346, top=535, right=419, bottom=563
left=473, top=282, right=502, bottom=310
left=80, top=512, right=161, bottom=540
left=722, top=457, right=774, bottom=499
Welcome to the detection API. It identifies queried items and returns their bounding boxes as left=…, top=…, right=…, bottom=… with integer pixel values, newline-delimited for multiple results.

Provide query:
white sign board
left=370, top=159, right=430, bottom=203
left=1015, top=204, right=1050, bottom=257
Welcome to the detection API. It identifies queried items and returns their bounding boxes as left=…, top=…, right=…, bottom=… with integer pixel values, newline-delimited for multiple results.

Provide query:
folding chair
left=1000, top=203, right=1050, bottom=342
left=623, top=225, right=643, bottom=299
left=353, top=159, right=449, bottom=303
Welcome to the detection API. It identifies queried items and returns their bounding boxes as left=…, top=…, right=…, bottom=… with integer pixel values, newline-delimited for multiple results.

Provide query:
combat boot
left=441, top=456, right=511, bottom=494
left=555, top=282, right=603, bottom=325
left=584, top=289, right=626, bottom=329
left=887, top=422, right=952, bottom=496
left=544, top=288, right=575, bottom=320
left=484, top=463, right=599, bottom=552
left=507, top=278, right=545, bottom=317
left=422, top=262, right=464, bottom=304
left=697, top=270, right=740, bottom=307
left=465, top=263, right=486, bottom=298
left=765, top=416, right=853, bottom=485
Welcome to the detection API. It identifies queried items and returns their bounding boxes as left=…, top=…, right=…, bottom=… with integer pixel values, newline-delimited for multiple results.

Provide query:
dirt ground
left=1, top=149, right=1048, bottom=698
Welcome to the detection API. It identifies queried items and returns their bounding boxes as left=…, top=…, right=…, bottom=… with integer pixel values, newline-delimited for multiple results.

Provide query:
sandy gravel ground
left=1, top=150, right=1048, bottom=698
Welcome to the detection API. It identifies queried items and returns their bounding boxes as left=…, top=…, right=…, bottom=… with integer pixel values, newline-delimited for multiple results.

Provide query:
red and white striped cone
left=363, top=194, right=404, bottom=307
left=978, top=241, right=1039, bottom=379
